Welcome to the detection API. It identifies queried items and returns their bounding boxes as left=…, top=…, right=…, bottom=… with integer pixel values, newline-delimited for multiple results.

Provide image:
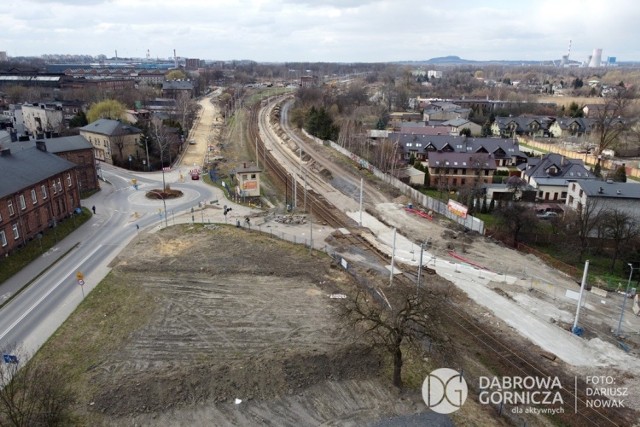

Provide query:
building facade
left=80, top=119, right=142, bottom=165
left=0, top=145, right=80, bottom=256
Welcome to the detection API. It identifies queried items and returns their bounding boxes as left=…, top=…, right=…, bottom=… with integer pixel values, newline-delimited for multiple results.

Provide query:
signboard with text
left=447, top=199, right=468, bottom=219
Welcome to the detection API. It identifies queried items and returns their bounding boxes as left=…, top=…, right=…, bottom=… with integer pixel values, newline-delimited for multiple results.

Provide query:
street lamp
left=616, top=263, right=637, bottom=337
left=148, top=190, right=168, bottom=227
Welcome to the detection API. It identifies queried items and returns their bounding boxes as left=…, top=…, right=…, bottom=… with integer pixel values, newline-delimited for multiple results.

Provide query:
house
left=388, top=112, right=423, bottom=129
left=0, top=145, right=80, bottom=256
left=491, top=116, right=555, bottom=138
left=22, top=103, right=64, bottom=138
left=234, top=162, right=262, bottom=198
left=521, top=153, right=597, bottom=202
left=422, top=101, right=470, bottom=123
left=441, top=118, right=482, bottom=136
left=389, top=133, right=525, bottom=167
left=566, top=180, right=640, bottom=217
left=161, top=80, right=194, bottom=99
left=398, top=124, right=449, bottom=136
left=80, top=119, right=142, bottom=165
left=549, top=117, right=593, bottom=138
left=426, top=151, right=497, bottom=189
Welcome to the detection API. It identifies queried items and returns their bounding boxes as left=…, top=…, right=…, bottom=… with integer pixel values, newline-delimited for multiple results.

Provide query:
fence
left=301, top=130, right=485, bottom=234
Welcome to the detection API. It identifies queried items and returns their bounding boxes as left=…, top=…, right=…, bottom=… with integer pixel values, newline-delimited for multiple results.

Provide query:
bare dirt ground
left=68, top=226, right=458, bottom=426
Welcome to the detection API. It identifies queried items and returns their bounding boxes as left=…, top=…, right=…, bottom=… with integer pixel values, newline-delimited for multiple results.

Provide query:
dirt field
left=44, top=226, right=417, bottom=425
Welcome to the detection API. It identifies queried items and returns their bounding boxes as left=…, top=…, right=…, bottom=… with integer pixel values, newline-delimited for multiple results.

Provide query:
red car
left=191, top=173, right=200, bottom=180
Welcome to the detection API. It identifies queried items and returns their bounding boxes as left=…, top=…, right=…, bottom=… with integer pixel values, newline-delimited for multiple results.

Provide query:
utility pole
left=389, top=228, right=396, bottom=286
left=359, top=177, right=363, bottom=226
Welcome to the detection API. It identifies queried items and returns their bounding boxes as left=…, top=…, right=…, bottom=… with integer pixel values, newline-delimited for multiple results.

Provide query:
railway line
left=244, top=94, right=633, bottom=426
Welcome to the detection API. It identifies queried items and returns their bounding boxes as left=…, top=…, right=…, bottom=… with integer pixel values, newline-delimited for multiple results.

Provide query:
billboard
left=447, top=199, right=468, bottom=219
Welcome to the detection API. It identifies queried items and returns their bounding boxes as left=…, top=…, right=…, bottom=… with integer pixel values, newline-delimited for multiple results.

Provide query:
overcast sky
left=2, top=0, right=640, bottom=63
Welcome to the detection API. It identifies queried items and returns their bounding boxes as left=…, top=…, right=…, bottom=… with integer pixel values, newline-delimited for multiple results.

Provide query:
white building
left=566, top=179, right=640, bottom=217
left=22, top=103, right=63, bottom=137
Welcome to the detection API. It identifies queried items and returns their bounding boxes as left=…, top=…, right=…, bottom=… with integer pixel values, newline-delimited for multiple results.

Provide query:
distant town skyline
left=2, top=0, right=640, bottom=63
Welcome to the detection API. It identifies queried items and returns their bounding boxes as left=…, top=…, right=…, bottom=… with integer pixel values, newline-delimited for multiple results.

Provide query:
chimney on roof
left=36, top=140, right=47, bottom=152
left=0, top=147, right=10, bottom=157
left=598, top=187, right=603, bottom=194
left=243, top=162, right=246, bottom=168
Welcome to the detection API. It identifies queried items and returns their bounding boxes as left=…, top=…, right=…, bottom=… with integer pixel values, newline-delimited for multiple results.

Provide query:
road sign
left=77, top=279, right=85, bottom=286
left=76, top=271, right=84, bottom=280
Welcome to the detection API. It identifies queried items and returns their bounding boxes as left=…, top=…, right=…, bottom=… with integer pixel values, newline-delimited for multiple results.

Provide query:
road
left=0, top=92, right=230, bottom=360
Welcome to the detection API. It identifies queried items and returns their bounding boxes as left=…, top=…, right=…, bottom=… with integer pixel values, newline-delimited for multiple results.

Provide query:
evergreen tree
left=489, top=198, right=495, bottom=212
left=481, top=194, right=488, bottom=213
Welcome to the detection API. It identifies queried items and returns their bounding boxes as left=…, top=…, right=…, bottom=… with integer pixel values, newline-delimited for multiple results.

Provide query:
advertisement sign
left=447, top=199, right=468, bottom=219
left=243, top=181, right=257, bottom=190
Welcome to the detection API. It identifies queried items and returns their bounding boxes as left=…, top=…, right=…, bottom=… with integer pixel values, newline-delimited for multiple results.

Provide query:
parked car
left=537, top=211, right=559, bottom=219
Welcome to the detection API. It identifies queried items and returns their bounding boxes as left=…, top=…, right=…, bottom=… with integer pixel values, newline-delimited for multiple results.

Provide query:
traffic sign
left=77, top=279, right=85, bottom=286
left=76, top=271, right=84, bottom=280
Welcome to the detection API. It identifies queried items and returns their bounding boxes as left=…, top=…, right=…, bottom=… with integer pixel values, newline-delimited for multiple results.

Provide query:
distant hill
left=399, top=56, right=558, bottom=66
left=425, top=55, right=475, bottom=64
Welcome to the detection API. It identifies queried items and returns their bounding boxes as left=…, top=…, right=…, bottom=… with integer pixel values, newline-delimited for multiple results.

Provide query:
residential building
left=8, top=137, right=99, bottom=193
left=491, top=116, right=555, bottom=138
left=441, top=118, right=482, bottom=136
left=234, top=163, right=262, bottom=198
left=566, top=180, right=640, bottom=217
left=161, top=80, right=194, bottom=99
left=389, top=133, right=525, bottom=167
left=521, top=153, right=597, bottom=202
left=426, top=151, right=497, bottom=189
left=0, top=145, right=80, bottom=256
left=549, top=117, right=593, bottom=138
left=398, top=124, right=450, bottom=136
left=80, top=119, right=142, bottom=165
left=22, top=103, right=64, bottom=137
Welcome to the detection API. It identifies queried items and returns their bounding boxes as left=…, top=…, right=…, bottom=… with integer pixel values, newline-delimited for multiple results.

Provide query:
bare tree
left=0, top=350, right=75, bottom=426
left=495, top=202, right=537, bottom=247
left=564, top=198, right=606, bottom=262
left=601, top=209, right=640, bottom=272
left=150, top=119, right=174, bottom=190
left=111, top=133, right=127, bottom=167
left=174, top=92, right=199, bottom=134
left=591, top=88, right=636, bottom=161
left=341, top=286, right=442, bottom=388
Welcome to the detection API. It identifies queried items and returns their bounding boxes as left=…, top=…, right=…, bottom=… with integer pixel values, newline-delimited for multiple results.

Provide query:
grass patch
left=0, top=207, right=92, bottom=285
left=33, top=269, right=156, bottom=415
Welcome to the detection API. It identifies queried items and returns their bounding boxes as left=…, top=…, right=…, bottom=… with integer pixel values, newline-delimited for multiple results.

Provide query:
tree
left=564, top=198, right=606, bottom=262
left=341, top=286, right=442, bottom=388
left=495, top=202, right=537, bottom=247
left=505, top=176, right=527, bottom=201
left=150, top=118, right=175, bottom=190
left=591, top=87, right=636, bottom=162
left=0, top=350, right=75, bottom=426
left=602, top=210, right=640, bottom=272
left=165, top=69, right=187, bottom=81
left=86, top=99, right=126, bottom=123
left=459, top=127, right=472, bottom=137
left=174, top=92, right=198, bottom=134
left=68, top=111, right=88, bottom=128
left=612, top=165, right=627, bottom=182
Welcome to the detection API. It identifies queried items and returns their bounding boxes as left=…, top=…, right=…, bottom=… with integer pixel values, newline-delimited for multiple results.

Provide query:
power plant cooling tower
left=588, top=48, right=603, bottom=67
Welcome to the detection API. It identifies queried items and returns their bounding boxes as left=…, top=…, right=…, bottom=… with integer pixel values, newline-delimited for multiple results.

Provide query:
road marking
left=0, top=245, right=103, bottom=342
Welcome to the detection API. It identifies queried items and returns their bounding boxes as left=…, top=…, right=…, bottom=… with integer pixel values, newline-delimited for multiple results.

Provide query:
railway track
left=246, top=96, right=633, bottom=426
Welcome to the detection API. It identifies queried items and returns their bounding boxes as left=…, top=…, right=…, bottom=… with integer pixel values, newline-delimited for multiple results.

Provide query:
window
left=579, top=189, right=583, bottom=197
left=52, top=181, right=57, bottom=194
left=561, top=192, right=567, bottom=199
left=19, top=195, right=26, bottom=210
left=11, top=223, right=19, bottom=240
left=41, top=185, right=47, bottom=199
left=31, top=189, right=37, bottom=204
left=67, top=173, right=72, bottom=187
left=8, top=200, right=14, bottom=216
left=57, top=179, right=62, bottom=192
left=243, top=174, right=248, bottom=180
left=0, top=230, right=5, bottom=247
left=251, top=174, right=256, bottom=179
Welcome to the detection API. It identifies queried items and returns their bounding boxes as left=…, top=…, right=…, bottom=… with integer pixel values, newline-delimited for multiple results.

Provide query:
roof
left=80, top=119, right=141, bottom=136
left=235, top=163, right=262, bottom=173
left=398, top=125, right=449, bottom=135
left=427, top=151, right=497, bottom=170
left=396, top=166, right=425, bottom=178
left=441, top=118, right=471, bottom=127
left=389, top=133, right=524, bottom=158
left=162, top=80, right=194, bottom=90
left=524, top=153, right=595, bottom=180
left=577, top=180, right=640, bottom=200
left=0, top=146, right=76, bottom=198
left=9, top=136, right=93, bottom=153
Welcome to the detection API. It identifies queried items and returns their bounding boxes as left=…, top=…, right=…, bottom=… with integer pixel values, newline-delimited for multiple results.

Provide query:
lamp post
left=616, top=263, right=637, bottom=337
left=148, top=190, right=168, bottom=227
